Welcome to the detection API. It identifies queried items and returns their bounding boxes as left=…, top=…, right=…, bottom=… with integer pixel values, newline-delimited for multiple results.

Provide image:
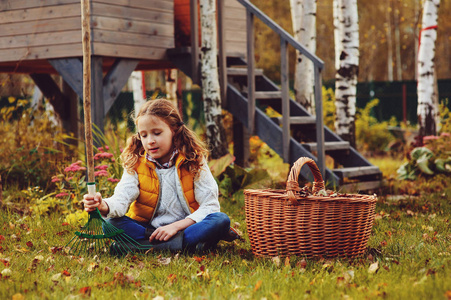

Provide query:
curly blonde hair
left=121, top=99, right=208, bottom=177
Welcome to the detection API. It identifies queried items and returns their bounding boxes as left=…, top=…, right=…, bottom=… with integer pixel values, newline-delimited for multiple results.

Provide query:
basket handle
left=286, top=157, right=325, bottom=204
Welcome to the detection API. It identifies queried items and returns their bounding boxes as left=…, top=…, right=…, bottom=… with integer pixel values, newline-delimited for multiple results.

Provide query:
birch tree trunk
left=334, top=0, right=359, bottom=148
left=130, top=71, right=146, bottom=119
left=165, top=69, right=178, bottom=108
left=200, top=0, right=228, bottom=159
left=290, top=0, right=317, bottom=114
left=417, top=0, right=440, bottom=137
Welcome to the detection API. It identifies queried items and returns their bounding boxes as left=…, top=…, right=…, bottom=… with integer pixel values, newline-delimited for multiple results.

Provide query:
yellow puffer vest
left=125, top=154, right=199, bottom=223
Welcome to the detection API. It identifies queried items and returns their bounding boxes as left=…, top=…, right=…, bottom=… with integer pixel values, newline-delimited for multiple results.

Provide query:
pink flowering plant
left=33, top=146, right=123, bottom=219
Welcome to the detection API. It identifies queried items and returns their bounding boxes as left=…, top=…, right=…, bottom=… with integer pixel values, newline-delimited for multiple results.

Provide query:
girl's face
left=137, top=115, right=175, bottom=164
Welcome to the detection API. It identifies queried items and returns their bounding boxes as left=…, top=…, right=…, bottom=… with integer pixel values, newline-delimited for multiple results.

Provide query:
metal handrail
left=236, top=0, right=325, bottom=178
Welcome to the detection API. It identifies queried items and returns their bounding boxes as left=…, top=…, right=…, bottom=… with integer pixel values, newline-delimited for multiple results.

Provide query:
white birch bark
left=131, top=71, right=146, bottom=118
left=165, top=68, right=178, bottom=107
left=200, top=0, right=228, bottom=159
left=290, top=0, right=317, bottom=114
left=334, top=0, right=359, bottom=147
left=417, top=0, right=440, bottom=136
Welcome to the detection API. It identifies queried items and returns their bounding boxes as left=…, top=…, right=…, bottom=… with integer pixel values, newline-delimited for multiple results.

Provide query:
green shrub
left=322, top=91, right=397, bottom=155
left=0, top=98, right=74, bottom=190
left=355, top=99, right=398, bottom=155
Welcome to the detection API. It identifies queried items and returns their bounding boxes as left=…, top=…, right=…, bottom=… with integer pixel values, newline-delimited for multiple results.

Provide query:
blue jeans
left=106, top=212, right=230, bottom=249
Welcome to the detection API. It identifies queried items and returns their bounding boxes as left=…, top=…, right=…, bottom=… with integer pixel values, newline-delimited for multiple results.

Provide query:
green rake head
left=65, top=208, right=155, bottom=257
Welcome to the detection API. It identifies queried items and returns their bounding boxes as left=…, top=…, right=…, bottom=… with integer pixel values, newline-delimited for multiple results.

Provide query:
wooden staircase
left=167, top=0, right=382, bottom=192
left=225, top=57, right=382, bottom=191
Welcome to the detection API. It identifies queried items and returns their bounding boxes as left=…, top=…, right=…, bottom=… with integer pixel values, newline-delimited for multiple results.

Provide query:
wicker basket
left=244, top=157, right=377, bottom=258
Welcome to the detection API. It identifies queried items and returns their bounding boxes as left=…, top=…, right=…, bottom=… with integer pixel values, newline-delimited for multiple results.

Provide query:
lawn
left=1, top=176, right=450, bottom=300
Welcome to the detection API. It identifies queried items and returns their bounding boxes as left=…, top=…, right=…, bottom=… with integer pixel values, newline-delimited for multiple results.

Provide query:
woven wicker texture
left=244, top=157, right=377, bottom=258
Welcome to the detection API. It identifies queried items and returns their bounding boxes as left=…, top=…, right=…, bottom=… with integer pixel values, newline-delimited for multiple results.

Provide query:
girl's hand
left=149, top=224, right=179, bottom=242
left=82, top=192, right=109, bottom=215
left=149, top=218, right=195, bottom=242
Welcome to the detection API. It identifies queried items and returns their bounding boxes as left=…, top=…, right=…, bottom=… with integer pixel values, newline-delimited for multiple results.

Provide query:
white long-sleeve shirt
left=103, top=162, right=220, bottom=226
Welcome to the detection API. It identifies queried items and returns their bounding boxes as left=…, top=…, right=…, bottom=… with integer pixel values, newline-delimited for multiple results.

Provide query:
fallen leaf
left=15, top=247, right=29, bottom=253
left=0, top=235, right=4, bottom=243
left=167, top=273, right=177, bottom=284
left=1, top=268, right=12, bottom=277
left=343, top=270, right=354, bottom=283
left=272, top=256, right=280, bottom=267
left=193, top=256, right=205, bottom=263
left=51, top=273, right=62, bottom=281
left=34, top=255, right=44, bottom=261
left=158, top=257, right=171, bottom=265
left=26, top=241, right=34, bottom=248
left=0, top=258, right=10, bottom=267
left=368, top=261, right=379, bottom=274
left=12, top=293, right=24, bottom=300
left=254, top=280, right=263, bottom=291
left=79, top=286, right=91, bottom=296
left=298, top=259, right=307, bottom=269
left=284, top=257, right=291, bottom=267
left=87, top=262, right=99, bottom=272
left=221, top=260, right=231, bottom=267
left=197, top=267, right=210, bottom=280
left=62, top=270, right=71, bottom=277
left=49, top=246, right=63, bottom=254
left=322, top=263, right=334, bottom=272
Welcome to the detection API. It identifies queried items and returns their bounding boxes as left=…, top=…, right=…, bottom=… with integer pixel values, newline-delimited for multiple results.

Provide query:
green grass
left=1, top=185, right=450, bottom=300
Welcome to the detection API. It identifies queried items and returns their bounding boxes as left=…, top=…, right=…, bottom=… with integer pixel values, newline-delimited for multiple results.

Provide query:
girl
left=82, top=99, right=239, bottom=253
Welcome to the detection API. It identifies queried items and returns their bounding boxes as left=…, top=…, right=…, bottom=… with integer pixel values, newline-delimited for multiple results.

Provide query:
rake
left=65, top=0, right=154, bottom=256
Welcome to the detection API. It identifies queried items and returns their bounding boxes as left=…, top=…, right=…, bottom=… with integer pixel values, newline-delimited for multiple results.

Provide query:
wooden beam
left=103, top=58, right=139, bottom=114
left=29, top=73, right=68, bottom=119
left=48, top=58, right=83, bottom=98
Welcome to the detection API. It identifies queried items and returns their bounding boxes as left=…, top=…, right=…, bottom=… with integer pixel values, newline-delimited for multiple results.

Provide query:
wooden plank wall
left=0, top=0, right=82, bottom=62
left=0, top=0, right=174, bottom=63
left=224, top=0, right=246, bottom=58
left=91, top=0, right=174, bottom=60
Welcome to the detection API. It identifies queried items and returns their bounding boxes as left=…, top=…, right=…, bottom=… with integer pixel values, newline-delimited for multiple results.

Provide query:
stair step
left=340, top=180, right=382, bottom=192
left=302, top=141, right=350, bottom=152
left=255, top=91, right=282, bottom=99
left=227, top=56, right=247, bottom=67
left=227, top=67, right=264, bottom=76
left=333, top=166, right=381, bottom=179
left=272, top=116, right=316, bottom=125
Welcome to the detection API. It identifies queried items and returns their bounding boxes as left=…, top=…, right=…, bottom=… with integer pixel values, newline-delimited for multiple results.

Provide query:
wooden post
left=281, top=38, right=290, bottom=163
left=246, top=10, right=255, bottom=134
left=190, top=0, right=199, bottom=85
left=314, top=65, right=325, bottom=179
left=217, top=0, right=227, bottom=107
left=81, top=0, right=95, bottom=183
